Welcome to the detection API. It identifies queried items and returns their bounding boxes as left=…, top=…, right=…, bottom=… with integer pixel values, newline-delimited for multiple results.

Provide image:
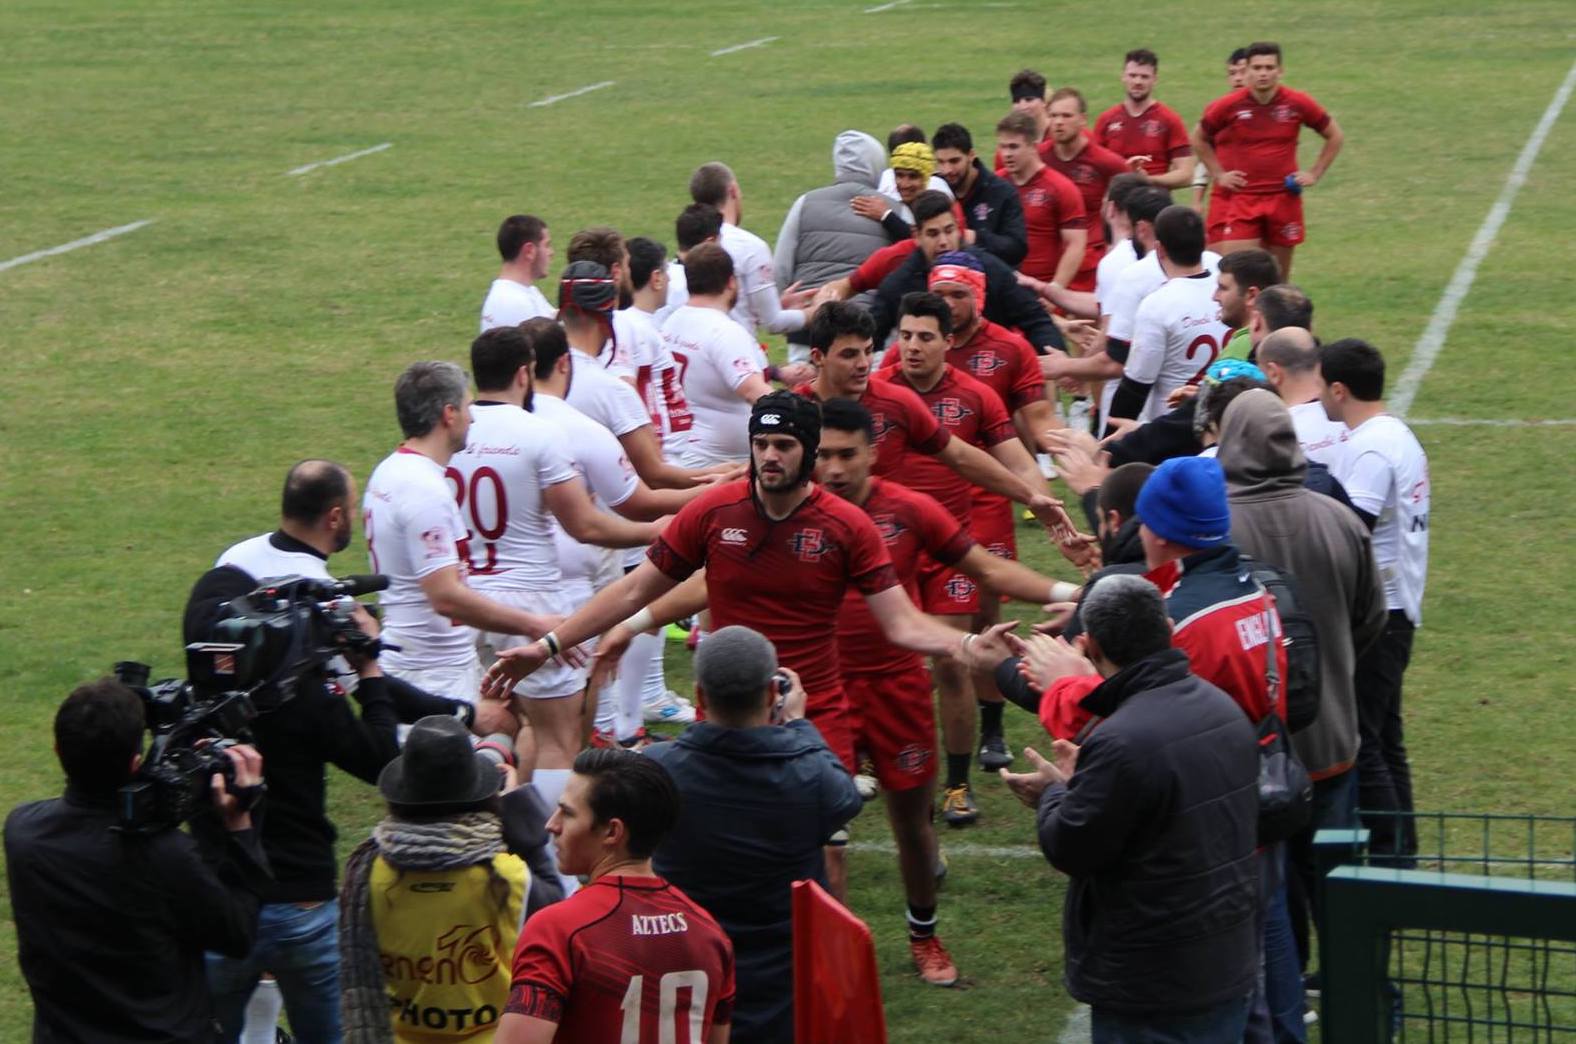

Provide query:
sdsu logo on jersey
left=967, top=351, right=1007, bottom=376
left=1273, top=104, right=1298, bottom=123
left=1026, top=189, right=1048, bottom=207
left=972, top=202, right=991, bottom=223
left=1141, top=118, right=1163, bottom=137
left=944, top=575, right=976, bottom=601
left=789, top=528, right=828, bottom=562
left=870, top=512, right=905, bottom=544
left=933, top=397, right=974, bottom=426
left=868, top=411, right=893, bottom=444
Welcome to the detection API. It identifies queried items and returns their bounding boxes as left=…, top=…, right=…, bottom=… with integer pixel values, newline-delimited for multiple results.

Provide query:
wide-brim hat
left=378, top=715, right=501, bottom=807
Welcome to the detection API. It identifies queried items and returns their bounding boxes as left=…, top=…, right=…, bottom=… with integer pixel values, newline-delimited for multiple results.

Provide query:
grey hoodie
left=773, top=130, right=893, bottom=293
left=1218, top=389, right=1387, bottom=779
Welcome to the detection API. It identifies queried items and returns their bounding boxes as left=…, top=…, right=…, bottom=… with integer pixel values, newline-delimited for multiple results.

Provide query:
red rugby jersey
left=507, top=874, right=735, bottom=1043
left=1199, top=87, right=1330, bottom=194
left=648, top=479, right=897, bottom=697
left=1012, top=165, right=1086, bottom=283
left=1093, top=100, right=1192, bottom=178
left=837, top=479, right=975, bottom=675
left=1046, top=138, right=1130, bottom=276
left=882, top=319, right=1044, bottom=416
left=873, top=365, right=1015, bottom=521
left=794, top=380, right=951, bottom=478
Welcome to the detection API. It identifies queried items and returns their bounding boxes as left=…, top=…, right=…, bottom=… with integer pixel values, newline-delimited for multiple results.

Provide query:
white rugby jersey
left=1103, top=249, right=1222, bottom=343
left=449, top=402, right=579, bottom=592
left=654, top=259, right=688, bottom=327
left=662, top=304, right=766, bottom=463
left=1288, top=399, right=1350, bottom=472
left=1335, top=414, right=1430, bottom=625
left=619, top=306, right=693, bottom=455
left=479, top=279, right=554, bottom=332
left=1126, top=271, right=1233, bottom=422
left=1095, top=237, right=1138, bottom=313
left=566, top=348, right=651, bottom=439
left=720, top=221, right=804, bottom=337
left=363, top=449, right=476, bottom=669
left=533, top=394, right=640, bottom=583
left=216, top=532, right=331, bottom=581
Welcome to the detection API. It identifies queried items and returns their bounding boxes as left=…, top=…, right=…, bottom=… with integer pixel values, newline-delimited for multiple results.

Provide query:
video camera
left=114, top=573, right=393, bottom=833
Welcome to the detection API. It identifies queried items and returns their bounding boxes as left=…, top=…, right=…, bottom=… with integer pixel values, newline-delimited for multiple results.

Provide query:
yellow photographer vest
left=370, top=853, right=529, bottom=1043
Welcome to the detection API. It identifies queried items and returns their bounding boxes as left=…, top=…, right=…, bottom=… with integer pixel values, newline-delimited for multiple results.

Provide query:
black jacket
left=1036, top=648, right=1260, bottom=1014
left=873, top=244, right=1063, bottom=352
left=6, top=785, right=273, bottom=1042
left=957, top=159, right=1028, bottom=267
left=646, top=719, right=861, bottom=1044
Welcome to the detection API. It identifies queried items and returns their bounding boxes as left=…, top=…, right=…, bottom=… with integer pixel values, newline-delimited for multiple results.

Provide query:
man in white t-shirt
left=1320, top=337, right=1430, bottom=866
left=363, top=361, right=567, bottom=704
left=1256, top=326, right=1349, bottom=471
left=480, top=214, right=555, bottom=332
left=623, top=236, right=693, bottom=457
left=1111, top=207, right=1231, bottom=425
left=689, top=161, right=819, bottom=339
left=660, top=243, right=776, bottom=467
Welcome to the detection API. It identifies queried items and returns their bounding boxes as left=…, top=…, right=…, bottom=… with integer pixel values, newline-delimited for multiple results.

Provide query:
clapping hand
left=998, top=742, right=1078, bottom=807
left=1006, top=632, right=1097, bottom=690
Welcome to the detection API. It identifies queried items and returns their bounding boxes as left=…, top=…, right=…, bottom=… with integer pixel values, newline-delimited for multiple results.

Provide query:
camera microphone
left=333, top=575, right=390, bottom=597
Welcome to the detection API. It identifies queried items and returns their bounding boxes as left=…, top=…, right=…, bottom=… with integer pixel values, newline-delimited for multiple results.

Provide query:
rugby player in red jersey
left=1093, top=48, right=1196, bottom=188
left=482, top=391, right=1020, bottom=895
left=996, top=110, right=1086, bottom=291
left=498, top=748, right=734, bottom=1044
left=816, top=397, right=1075, bottom=985
left=1044, top=88, right=1130, bottom=293
left=1193, top=41, right=1344, bottom=277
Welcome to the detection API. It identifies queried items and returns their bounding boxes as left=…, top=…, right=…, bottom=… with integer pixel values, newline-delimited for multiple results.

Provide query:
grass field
left=3, top=1, right=1575, bottom=1040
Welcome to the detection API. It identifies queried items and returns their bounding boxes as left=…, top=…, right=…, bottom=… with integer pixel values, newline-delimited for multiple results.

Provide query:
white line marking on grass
left=850, top=840, right=1041, bottom=859
left=1409, top=417, right=1576, bottom=428
left=710, top=36, right=778, bottom=57
left=0, top=219, right=156, bottom=274
left=526, top=80, right=615, bottom=108
left=285, top=142, right=392, bottom=177
left=864, top=0, right=911, bottom=11
left=1057, top=1005, right=1093, bottom=1044
left=1392, top=57, right=1576, bottom=417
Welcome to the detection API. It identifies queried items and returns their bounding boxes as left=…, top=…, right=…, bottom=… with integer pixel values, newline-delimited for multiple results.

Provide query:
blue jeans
left=1091, top=994, right=1252, bottom=1043
left=1245, top=845, right=1307, bottom=1043
left=207, top=899, right=341, bottom=1044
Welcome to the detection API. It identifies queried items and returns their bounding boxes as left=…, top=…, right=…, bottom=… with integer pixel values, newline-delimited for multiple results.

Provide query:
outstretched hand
left=998, top=744, right=1072, bottom=808
left=482, top=643, right=549, bottom=701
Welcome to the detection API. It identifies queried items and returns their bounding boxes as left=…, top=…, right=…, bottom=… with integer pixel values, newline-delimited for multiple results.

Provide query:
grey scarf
left=340, top=812, right=506, bottom=1044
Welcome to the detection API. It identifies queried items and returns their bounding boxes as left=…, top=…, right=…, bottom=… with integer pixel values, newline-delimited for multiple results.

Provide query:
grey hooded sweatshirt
left=773, top=130, right=893, bottom=294
left=1218, top=389, right=1387, bottom=780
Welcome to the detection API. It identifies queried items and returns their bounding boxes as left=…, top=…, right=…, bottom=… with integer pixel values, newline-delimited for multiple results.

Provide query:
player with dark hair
left=481, top=214, right=555, bottom=331
left=498, top=749, right=735, bottom=1044
left=932, top=122, right=1028, bottom=267
left=997, top=110, right=1087, bottom=289
left=1194, top=41, right=1345, bottom=277
left=1093, top=49, right=1195, bottom=188
left=1009, top=68, right=1052, bottom=142
left=1214, top=249, right=1282, bottom=361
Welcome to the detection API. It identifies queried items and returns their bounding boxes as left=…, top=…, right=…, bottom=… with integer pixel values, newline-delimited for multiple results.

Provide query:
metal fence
left=1315, top=813, right=1576, bottom=1042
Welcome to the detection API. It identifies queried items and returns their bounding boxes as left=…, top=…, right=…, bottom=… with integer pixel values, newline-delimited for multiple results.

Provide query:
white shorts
left=475, top=588, right=586, bottom=700
left=386, top=657, right=484, bottom=707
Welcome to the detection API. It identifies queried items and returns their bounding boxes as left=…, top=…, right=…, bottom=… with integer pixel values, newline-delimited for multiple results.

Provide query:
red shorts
left=844, top=668, right=937, bottom=791
left=969, top=496, right=1017, bottom=561
left=917, top=556, right=979, bottom=615
left=1205, top=187, right=1235, bottom=244
left=806, top=691, right=856, bottom=773
left=1213, top=191, right=1305, bottom=248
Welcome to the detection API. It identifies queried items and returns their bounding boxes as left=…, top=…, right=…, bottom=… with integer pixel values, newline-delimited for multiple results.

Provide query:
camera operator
left=194, top=458, right=492, bottom=1043
left=5, top=679, right=270, bottom=1042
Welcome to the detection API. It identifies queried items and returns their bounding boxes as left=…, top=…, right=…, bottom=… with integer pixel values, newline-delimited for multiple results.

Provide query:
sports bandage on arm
left=622, top=607, right=656, bottom=634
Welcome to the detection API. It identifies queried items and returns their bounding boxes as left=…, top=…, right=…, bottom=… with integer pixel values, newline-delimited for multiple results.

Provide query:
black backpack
left=1241, top=558, right=1322, bottom=733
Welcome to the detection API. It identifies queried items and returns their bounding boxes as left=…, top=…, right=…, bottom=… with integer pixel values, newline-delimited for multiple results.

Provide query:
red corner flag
left=792, top=880, right=888, bottom=1044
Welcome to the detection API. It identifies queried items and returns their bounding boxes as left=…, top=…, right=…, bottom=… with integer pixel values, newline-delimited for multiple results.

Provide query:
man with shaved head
left=1256, top=326, right=1349, bottom=470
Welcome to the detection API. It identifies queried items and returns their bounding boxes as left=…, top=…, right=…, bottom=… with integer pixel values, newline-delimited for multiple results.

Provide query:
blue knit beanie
left=1135, top=456, right=1231, bottom=548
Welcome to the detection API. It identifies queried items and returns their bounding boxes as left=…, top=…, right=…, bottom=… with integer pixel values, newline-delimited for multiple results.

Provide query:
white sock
left=532, top=769, right=579, bottom=897
left=640, top=636, right=669, bottom=704
left=592, top=676, right=617, bottom=736
left=618, top=631, right=663, bottom=739
left=240, top=978, right=282, bottom=1044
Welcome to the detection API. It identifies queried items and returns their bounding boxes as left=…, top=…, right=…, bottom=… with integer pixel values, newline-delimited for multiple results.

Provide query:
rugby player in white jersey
left=362, top=361, right=570, bottom=704
left=688, top=161, right=820, bottom=339
left=1109, top=206, right=1232, bottom=424
left=1255, top=326, right=1349, bottom=470
left=1319, top=338, right=1430, bottom=866
left=480, top=214, right=555, bottom=332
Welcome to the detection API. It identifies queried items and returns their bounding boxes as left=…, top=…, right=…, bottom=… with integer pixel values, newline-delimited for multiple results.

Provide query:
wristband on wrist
left=765, top=365, right=782, bottom=383
left=959, top=632, right=977, bottom=659
left=623, top=607, right=655, bottom=634
left=541, top=631, right=562, bottom=658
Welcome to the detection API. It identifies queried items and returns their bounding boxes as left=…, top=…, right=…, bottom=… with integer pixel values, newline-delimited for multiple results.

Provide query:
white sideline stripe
left=285, top=142, right=392, bottom=177
left=1410, top=417, right=1576, bottom=427
left=1392, top=57, right=1576, bottom=417
left=849, top=840, right=1040, bottom=860
left=710, top=36, right=778, bottom=57
left=527, top=80, right=615, bottom=108
left=0, top=219, right=156, bottom=274
left=864, top=0, right=911, bottom=11
left=1057, top=1005, right=1093, bottom=1044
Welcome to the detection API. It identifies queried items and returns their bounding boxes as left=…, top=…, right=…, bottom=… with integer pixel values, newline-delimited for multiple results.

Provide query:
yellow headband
left=890, top=141, right=936, bottom=180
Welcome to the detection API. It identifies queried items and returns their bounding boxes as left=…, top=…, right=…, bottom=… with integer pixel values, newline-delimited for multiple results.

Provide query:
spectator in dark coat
left=1000, top=573, right=1259, bottom=1042
left=646, top=626, right=861, bottom=1044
